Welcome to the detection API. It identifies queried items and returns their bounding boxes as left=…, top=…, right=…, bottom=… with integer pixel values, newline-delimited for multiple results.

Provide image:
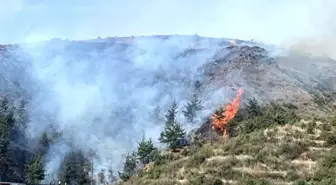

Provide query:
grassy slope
left=117, top=93, right=336, bottom=185
left=121, top=119, right=336, bottom=185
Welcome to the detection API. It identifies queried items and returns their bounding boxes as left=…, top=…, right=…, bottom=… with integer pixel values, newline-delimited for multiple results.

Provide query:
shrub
left=240, top=178, right=271, bottom=185
left=325, top=133, right=336, bottom=147
left=187, top=174, right=223, bottom=185
left=294, top=180, right=309, bottom=185
left=186, top=152, right=207, bottom=168
left=307, top=122, right=316, bottom=134
left=231, top=100, right=299, bottom=135
left=313, top=147, right=336, bottom=181
left=278, top=142, right=308, bottom=160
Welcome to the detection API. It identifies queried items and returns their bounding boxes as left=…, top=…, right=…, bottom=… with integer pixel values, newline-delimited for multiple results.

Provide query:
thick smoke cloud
left=20, top=36, right=231, bottom=180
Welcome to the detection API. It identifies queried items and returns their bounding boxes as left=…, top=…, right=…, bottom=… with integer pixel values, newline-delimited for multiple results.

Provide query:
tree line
left=0, top=92, right=203, bottom=185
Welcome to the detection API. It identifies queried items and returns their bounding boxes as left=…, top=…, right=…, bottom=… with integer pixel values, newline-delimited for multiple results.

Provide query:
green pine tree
left=37, top=131, right=51, bottom=157
left=16, top=99, right=29, bottom=130
left=136, top=136, right=158, bottom=164
left=26, top=155, right=45, bottom=184
left=159, top=102, right=186, bottom=149
left=58, top=149, right=92, bottom=185
left=0, top=106, right=15, bottom=177
left=118, top=152, right=137, bottom=181
left=183, top=93, right=202, bottom=124
left=165, top=101, right=178, bottom=125
left=0, top=97, right=31, bottom=182
left=246, top=97, right=262, bottom=118
left=0, top=112, right=14, bottom=155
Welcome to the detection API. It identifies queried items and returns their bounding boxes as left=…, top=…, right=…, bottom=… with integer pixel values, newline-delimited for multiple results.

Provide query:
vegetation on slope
left=117, top=94, right=336, bottom=185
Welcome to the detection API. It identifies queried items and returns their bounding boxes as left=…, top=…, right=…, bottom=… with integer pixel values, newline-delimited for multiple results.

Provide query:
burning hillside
left=0, top=35, right=335, bottom=185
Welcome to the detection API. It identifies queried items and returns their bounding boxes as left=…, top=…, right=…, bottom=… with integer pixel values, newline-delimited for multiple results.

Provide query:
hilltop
left=0, top=35, right=335, bottom=184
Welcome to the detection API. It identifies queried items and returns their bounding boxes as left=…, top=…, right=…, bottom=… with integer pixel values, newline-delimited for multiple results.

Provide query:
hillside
left=112, top=37, right=336, bottom=185
left=122, top=120, right=336, bottom=185
left=118, top=95, right=336, bottom=185
left=0, top=35, right=335, bottom=184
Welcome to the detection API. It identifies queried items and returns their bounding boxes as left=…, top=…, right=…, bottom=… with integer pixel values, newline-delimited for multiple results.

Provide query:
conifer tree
left=183, top=93, right=202, bottom=124
left=0, top=102, right=15, bottom=178
left=137, top=136, right=158, bottom=164
left=246, top=97, right=262, bottom=118
left=118, top=152, right=137, bottom=181
left=37, top=131, right=51, bottom=157
left=26, top=155, right=45, bottom=184
left=16, top=99, right=29, bottom=130
left=0, top=96, right=33, bottom=182
left=58, top=149, right=91, bottom=185
left=0, top=109, right=15, bottom=155
left=165, top=101, right=178, bottom=125
left=159, top=101, right=186, bottom=149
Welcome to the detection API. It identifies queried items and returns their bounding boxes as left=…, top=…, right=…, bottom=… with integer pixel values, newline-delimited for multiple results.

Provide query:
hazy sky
left=0, top=0, right=334, bottom=44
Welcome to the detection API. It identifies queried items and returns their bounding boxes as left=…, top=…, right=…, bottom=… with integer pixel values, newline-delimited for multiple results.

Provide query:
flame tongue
left=212, top=88, right=244, bottom=137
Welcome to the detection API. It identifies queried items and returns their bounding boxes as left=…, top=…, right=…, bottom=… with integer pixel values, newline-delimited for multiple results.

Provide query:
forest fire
left=212, top=88, right=244, bottom=137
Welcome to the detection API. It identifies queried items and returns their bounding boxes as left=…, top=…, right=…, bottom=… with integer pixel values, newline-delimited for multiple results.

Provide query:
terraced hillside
left=120, top=118, right=336, bottom=185
left=117, top=92, right=336, bottom=185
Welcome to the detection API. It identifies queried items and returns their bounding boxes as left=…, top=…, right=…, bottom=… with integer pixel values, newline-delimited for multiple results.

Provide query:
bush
left=313, top=147, right=336, bottom=181
left=332, top=119, right=336, bottom=127
left=307, top=122, right=316, bottom=134
left=230, top=100, right=299, bottom=135
left=278, top=141, right=308, bottom=160
left=185, top=147, right=212, bottom=168
left=240, top=178, right=271, bottom=185
left=325, top=133, right=336, bottom=146
left=294, top=180, right=309, bottom=185
left=187, top=174, right=223, bottom=185
left=147, top=166, right=162, bottom=179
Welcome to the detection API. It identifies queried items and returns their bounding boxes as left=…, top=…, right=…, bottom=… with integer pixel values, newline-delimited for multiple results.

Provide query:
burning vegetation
left=212, top=88, right=244, bottom=137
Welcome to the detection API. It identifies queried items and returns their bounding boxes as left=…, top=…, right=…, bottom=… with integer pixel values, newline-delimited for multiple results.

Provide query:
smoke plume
left=19, top=36, right=233, bottom=180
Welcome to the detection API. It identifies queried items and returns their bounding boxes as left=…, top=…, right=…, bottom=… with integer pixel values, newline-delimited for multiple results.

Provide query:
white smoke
left=19, top=36, right=233, bottom=181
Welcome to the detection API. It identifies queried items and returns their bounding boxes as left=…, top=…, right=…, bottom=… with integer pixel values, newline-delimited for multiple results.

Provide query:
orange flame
left=212, top=88, right=244, bottom=137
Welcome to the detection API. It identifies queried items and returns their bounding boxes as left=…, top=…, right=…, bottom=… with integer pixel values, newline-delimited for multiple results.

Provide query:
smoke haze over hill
left=1, top=0, right=336, bottom=183
left=4, top=36, right=240, bottom=181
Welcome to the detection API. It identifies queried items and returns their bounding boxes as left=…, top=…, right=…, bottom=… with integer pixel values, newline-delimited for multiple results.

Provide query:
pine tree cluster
left=0, top=90, right=203, bottom=184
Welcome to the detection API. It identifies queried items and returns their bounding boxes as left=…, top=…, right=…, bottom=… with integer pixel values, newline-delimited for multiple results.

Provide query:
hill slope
left=121, top=110, right=336, bottom=185
left=0, top=35, right=335, bottom=184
